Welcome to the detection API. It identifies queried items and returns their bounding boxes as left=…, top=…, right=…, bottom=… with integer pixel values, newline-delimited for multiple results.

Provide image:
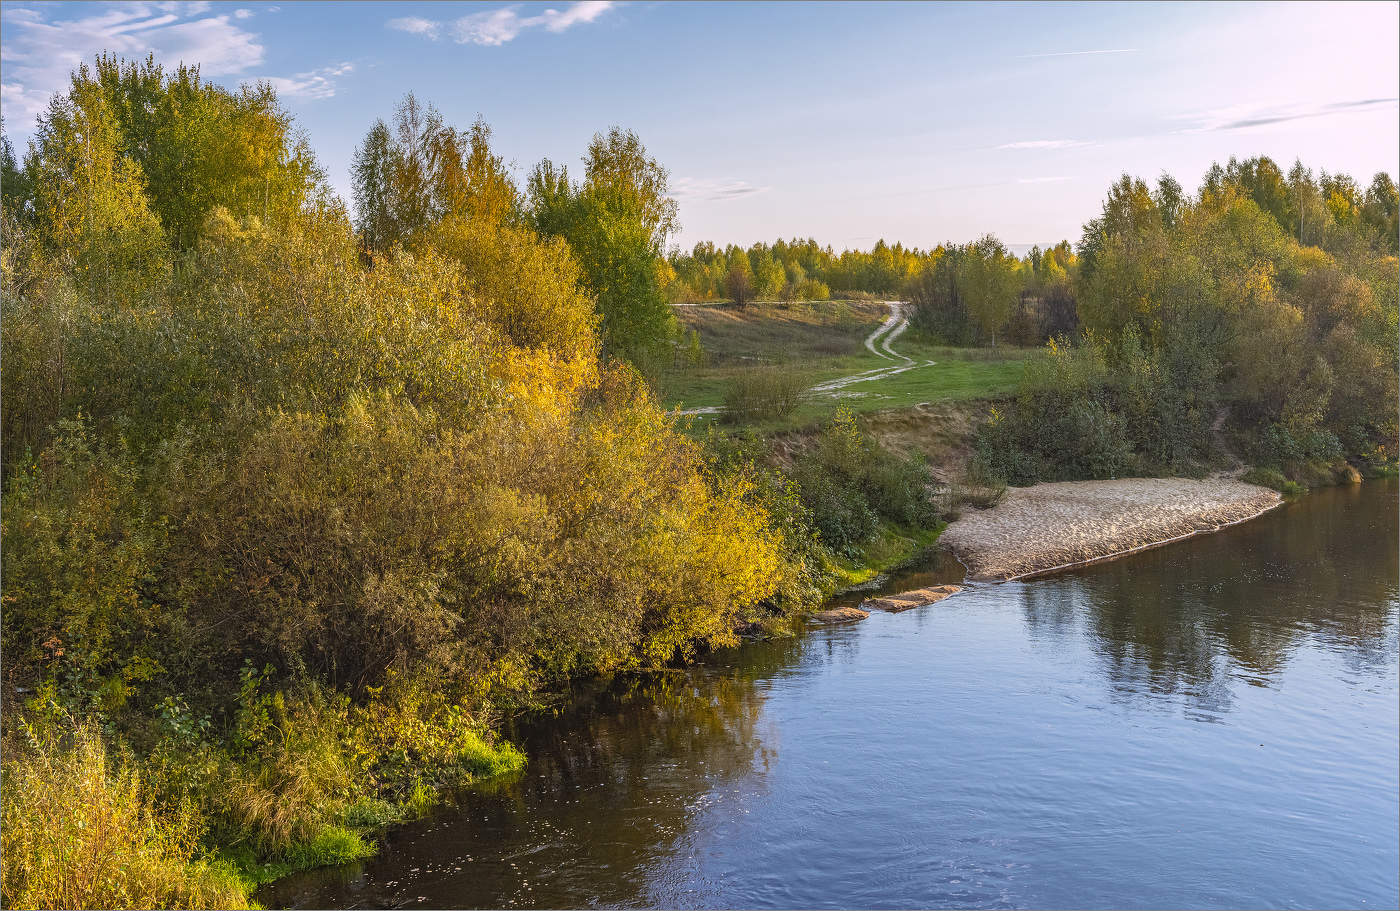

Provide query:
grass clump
left=1, top=719, right=253, bottom=911
left=946, top=460, right=1008, bottom=517
left=722, top=366, right=806, bottom=422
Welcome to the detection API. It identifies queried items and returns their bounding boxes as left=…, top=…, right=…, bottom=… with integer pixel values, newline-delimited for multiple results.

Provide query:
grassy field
left=660, top=300, right=1029, bottom=430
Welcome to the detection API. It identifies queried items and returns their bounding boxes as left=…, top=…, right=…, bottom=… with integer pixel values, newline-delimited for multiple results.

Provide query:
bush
left=975, top=332, right=1214, bottom=484
left=1, top=718, right=250, bottom=911
left=1240, top=466, right=1289, bottom=491
left=722, top=366, right=806, bottom=423
left=947, top=460, right=1008, bottom=514
left=791, top=408, right=939, bottom=553
left=795, top=278, right=830, bottom=301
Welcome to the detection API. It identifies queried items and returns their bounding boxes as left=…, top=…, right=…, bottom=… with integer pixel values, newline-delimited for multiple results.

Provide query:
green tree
left=351, top=119, right=396, bottom=253
left=959, top=235, right=1021, bottom=346
left=24, top=67, right=169, bottom=304
left=527, top=128, right=679, bottom=362
left=86, top=54, right=325, bottom=248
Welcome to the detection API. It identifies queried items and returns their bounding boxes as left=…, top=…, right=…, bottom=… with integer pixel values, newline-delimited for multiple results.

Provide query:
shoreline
left=939, top=477, right=1284, bottom=582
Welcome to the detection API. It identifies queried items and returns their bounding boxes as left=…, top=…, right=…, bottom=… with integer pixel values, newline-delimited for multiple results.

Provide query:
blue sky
left=2, top=1, right=1397, bottom=250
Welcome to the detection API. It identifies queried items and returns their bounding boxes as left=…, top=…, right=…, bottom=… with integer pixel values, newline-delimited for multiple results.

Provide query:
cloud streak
left=0, top=2, right=265, bottom=129
left=1017, top=48, right=1137, bottom=58
left=388, top=1, right=615, bottom=47
left=264, top=61, right=353, bottom=100
left=671, top=177, right=769, bottom=202
left=1182, top=97, right=1398, bottom=132
left=996, top=139, right=1092, bottom=150
left=387, top=16, right=440, bottom=39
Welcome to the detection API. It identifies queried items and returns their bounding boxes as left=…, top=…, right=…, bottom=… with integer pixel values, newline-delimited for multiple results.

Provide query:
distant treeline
left=671, top=159, right=1398, bottom=354
left=977, top=161, right=1398, bottom=484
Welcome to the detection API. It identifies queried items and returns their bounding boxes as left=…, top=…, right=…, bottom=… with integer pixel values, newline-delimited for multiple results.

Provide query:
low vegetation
left=722, top=367, right=807, bottom=423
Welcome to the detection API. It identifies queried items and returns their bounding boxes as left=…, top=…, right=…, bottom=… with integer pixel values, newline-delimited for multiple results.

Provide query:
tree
left=1362, top=172, right=1399, bottom=253
left=725, top=258, right=755, bottom=308
left=24, top=67, right=169, bottom=303
left=84, top=54, right=324, bottom=249
left=351, top=119, right=395, bottom=253
left=959, top=235, right=1021, bottom=346
left=527, top=128, right=679, bottom=362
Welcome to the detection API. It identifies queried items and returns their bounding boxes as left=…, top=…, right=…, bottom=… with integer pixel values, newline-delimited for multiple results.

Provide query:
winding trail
left=679, top=301, right=935, bottom=417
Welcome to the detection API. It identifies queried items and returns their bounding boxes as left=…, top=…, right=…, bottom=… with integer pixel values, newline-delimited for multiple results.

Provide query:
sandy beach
left=940, top=477, right=1283, bottom=581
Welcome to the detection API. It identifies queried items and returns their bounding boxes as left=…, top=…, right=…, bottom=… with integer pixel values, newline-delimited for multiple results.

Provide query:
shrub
left=795, top=278, right=830, bottom=301
left=1, top=718, right=250, bottom=911
left=1241, top=466, right=1289, bottom=491
left=948, top=460, right=1008, bottom=513
left=791, top=408, right=939, bottom=553
left=722, top=366, right=805, bottom=423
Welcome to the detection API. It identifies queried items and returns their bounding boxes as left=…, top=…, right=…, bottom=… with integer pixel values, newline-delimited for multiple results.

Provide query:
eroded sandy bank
left=940, top=477, right=1283, bottom=581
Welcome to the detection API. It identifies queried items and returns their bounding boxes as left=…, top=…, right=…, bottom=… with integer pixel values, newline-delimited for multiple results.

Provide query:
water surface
left=265, top=482, right=1399, bottom=909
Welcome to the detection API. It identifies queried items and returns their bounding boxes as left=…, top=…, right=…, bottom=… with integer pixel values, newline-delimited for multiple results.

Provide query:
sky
left=2, top=0, right=1397, bottom=251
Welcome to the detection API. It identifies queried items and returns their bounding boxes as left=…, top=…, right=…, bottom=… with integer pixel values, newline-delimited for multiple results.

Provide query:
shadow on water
left=263, top=637, right=810, bottom=909
left=262, top=481, right=1398, bottom=909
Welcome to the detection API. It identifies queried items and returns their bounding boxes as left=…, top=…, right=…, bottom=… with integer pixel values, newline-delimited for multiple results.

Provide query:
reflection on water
left=264, top=482, right=1398, bottom=910
left=1027, top=481, right=1398, bottom=716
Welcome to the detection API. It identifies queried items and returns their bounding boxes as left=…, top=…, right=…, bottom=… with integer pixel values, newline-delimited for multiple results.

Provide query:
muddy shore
left=940, top=477, right=1283, bottom=581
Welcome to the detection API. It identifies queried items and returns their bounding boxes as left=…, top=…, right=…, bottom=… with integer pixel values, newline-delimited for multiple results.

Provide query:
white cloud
left=388, top=16, right=440, bottom=39
left=234, top=8, right=254, bottom=19
left=1, top=81, right=52, bottom=125
left=671, top=177, right=768, bottom=202
left=997, top=139, right=1092, bottom=150
left=0, top=2, right=264, bottom=133
left=263, top=61, right=353, bottom=100
left=391, top=1, right=615, bottom=47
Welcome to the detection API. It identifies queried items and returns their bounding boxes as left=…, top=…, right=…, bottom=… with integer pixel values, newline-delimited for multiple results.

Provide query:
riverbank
left=939, top=477, right=1283, bottom=581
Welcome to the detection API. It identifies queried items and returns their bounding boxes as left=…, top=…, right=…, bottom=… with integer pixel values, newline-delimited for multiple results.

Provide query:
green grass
left=828, top=523, right=946, bottom=589
left=662, top=328, right=1027, bottom=432
left=662, top=300, right=1028, bottom=431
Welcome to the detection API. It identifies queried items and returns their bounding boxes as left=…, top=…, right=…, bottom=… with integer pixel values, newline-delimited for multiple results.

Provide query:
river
left=264, top=481, right=1398, bottom=910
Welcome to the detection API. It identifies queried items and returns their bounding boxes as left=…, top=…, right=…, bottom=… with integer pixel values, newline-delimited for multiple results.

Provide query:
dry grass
left=674, top=299, right=884, bottom=365
left=1, top=720, right=251, bottom=911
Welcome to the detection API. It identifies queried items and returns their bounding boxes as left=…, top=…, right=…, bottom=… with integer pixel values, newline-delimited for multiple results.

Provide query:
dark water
left=265, top=482, right=1399, bottom=910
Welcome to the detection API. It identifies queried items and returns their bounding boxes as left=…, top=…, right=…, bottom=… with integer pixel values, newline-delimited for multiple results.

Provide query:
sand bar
left=940, top=477, right=1283, bottom=581
left=862, top=585, right=962, bottom=612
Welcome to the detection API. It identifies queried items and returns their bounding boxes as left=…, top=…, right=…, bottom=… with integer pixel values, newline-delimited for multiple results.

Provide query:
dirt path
left=681, top=300, right=934, bottom=416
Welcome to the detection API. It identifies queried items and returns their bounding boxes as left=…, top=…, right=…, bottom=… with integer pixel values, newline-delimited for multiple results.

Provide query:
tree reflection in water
left=262, top=635, right=810, bottom=909
left=1020, top=481, right=1398, bottom=715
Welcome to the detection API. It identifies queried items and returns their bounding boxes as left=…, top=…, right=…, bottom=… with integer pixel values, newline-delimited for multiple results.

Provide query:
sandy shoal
left=940, top=477, right=1283, bottom=581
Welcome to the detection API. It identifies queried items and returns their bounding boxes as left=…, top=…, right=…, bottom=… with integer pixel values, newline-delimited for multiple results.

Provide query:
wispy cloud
left=1017, top=48, right=1137, bottom=58
left=1181, top=97, right=1398, bottom=132
left=387, top=16, right=440, bottom=40
left=1017, top=176, right=1071, bottom=184
left=0, top=2, right=263, bottom=130
left=389, top=1, right=615, bottom=47
left=671, top=177, right=769, bottom=202
left=264, top=61, right=353, bottom=100
left=996, top=139, right=1092, bottom=150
